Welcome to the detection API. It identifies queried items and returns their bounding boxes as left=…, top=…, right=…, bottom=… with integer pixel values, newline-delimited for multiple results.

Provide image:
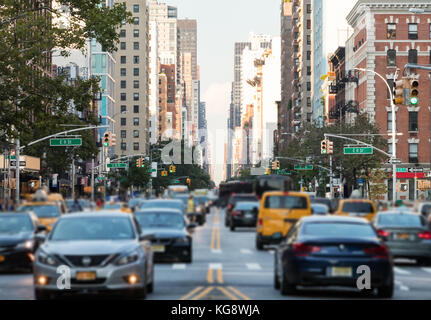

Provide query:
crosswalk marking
left=172, top=264, right=186, bottom=270
left=394, top=267, right=411, bottom=275
left=421, top=267, right=431, bottom=274
left=240, top=249, right=253, bottom=254
left=246, top=263, right=262, bottom=270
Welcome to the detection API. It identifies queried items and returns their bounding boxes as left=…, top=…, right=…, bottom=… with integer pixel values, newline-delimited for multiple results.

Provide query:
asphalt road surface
left=1, top=207, right=431, bottom=300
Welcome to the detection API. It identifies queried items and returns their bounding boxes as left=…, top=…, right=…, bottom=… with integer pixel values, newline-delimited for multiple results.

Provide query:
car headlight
left=175, top=237, right=189, bottom=244
left=115, top=250, right=140, bottom=266
left=37, top=252, right=59, bottom=266
left=17, top=240, right=34, bottom=250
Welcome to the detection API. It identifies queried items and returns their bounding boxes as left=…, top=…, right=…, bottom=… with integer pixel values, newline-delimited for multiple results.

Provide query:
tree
left=368, top=168, right=389, bottom=201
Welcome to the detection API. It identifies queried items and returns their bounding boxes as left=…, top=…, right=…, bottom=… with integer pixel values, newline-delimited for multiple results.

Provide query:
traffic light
left=276, top=160, right=280, bottom=170
left=109, top=133, right=117, bottom=147
left=408, top=78, right=419, bottom=105
left=169, top=165, right=176, bottom=173
left=321, top=139, right=328, bottom=154
left=272, top=161, right=277, bottom=170
left=327, top=140, right=334, bottom=155
left=136, top=158, right=143, bottom=168
left=161, top=170, right=168, bottom=177
left=103, top=132, right=110, bottom=147
left=393, top=76, right=405, bottom=105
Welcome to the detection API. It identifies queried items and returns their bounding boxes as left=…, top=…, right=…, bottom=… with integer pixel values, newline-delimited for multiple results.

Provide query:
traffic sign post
left=344, top=147, right=373, bottom=155
left=50, top=138, right=82, bottom=147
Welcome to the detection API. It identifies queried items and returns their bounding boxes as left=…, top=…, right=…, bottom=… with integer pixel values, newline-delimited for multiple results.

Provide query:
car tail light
left=232, top=210, right=241, bottom=216
left=377, top=229, right=390, bottom=237
left=293, top=243, right=321, bottom=257
left=363, top=245, right=389, bottom=258
left=258, top=219, right=263, bottom=227
left=418, top=231, right=431, bottom=240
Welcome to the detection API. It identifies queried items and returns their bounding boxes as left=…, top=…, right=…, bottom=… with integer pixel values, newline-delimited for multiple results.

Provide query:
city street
left=1, top=207, right=431, bottom=300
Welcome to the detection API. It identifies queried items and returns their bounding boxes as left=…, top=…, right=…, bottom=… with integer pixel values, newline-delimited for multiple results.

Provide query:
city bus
left=254, top=175, right=293, bottom=199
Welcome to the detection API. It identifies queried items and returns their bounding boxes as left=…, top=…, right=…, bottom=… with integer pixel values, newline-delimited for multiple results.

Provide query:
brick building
left=346, top=0, right=431, bottom=200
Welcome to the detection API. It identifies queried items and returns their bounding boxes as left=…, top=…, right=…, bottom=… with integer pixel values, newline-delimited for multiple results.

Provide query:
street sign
left=107, top=163, right=127, bottom=169
left=50, top=138, right=82, bottom=147
left=344, top=147, right=373, bottom=155
left=10, top=160, right=26, bottom=167
left=171, top=179, right=180, bottom=184
left=151, top=162, right=158, bottom=178
left=397, top=168, right=424, bottom=173
left=294, top=165, right=313, bottom=171
left=389, top=159, right=402, bottom=164
left=277, top=169, right=291, bottom=176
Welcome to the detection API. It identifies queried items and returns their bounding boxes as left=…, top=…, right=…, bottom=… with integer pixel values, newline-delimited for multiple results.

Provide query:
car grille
left=64, top=255, right=110, bottom=267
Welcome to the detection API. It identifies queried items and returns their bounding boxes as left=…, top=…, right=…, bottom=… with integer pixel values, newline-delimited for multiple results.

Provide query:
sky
left=165, top=0, right=357, bottom=184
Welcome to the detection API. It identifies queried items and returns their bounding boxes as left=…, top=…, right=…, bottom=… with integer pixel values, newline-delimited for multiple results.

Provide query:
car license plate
left=396, top=233, right=410, bottom=240
left=152, top=245, right=165, bottom=253
left=0, top=255, right=4, bottom=263
left=245, top=213, right=253, bottom=219
left=330, top=267, right=352, bottom=277
left=76, top=272, right=96, bottom=281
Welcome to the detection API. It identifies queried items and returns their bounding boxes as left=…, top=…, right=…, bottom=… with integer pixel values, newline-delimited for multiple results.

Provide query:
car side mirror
left=35, top=233, right=47, bottom=243
left=36, top=225, right=47, bottom=233
left=140, top=233, right=155, bottom=241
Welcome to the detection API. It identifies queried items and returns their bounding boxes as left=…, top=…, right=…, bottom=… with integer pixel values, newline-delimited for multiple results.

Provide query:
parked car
left=274, top=216, right=394, bottom=298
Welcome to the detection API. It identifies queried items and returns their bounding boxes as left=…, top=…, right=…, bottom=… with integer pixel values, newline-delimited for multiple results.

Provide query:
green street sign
left=294, top=165, right=313, bottom=171
left=277, top=169, right=291, bottom=176
left=171, top=179, right=180, bottom=184
left=397, top=168, right=407, bottom=173
left=107, top=163, right=127, bottom=169
left=7, top=155, right=16, bottom=160
left=344, top=147, right=373, bottom=155
left=50, top=138, right=82, bottom=147
left=148, top=169, right=157, bottom=172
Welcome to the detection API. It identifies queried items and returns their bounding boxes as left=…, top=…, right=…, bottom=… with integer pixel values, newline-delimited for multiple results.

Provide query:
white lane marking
left=240, top=249, right=253, bottom=254
left=394, top=267, right=411, bottom=275
left=172, top=264, right=186, bottom=270
left=246, top=263, right=262, bottom=270
left=224, top=272, right=272, bottom=276
left=421, top=267, right=431, bottom=274
left=209, top=263, right=223, bottom=270
left=211, top=249, right=222, bottom=254
left=268, top=251, right=275, bottom=254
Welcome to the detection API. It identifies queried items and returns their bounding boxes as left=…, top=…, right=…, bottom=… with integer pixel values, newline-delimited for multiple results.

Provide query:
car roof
left=377, top=211, right=420, bottom=216
left=300, top=215, right=369, bottom=224
left=135, top=208, right=183, bottom=214
left=0, top=212, right=31, bottom=217
left=59, top=211, right=130, bottom=219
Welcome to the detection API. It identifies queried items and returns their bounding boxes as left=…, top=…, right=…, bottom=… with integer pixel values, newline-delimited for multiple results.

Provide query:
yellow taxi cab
left=256, top=191, right=312, bottom=250
left=17, top=201, right=62, bottom=231
left=334, top=199, right=377, bottom=221
left=101, top=202, right=132, bottom=214
left=47, top=193, right=67, bottom=214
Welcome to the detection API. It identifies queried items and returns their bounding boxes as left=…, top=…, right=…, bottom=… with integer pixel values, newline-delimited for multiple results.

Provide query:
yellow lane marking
left=227, top=286, right=252, bottom=300
left=192, top=286, right=214, bottom=300
left=207, top=268, right=214, bottom=283
left=210, top=225, right=216, bottom=249
left=179, top=286, right=204, bottom=300
left=216, top=226, right=221, bottom=250
left=217, top=268, right=223, bottom=284
left=217, top=286, right=239, bottom=300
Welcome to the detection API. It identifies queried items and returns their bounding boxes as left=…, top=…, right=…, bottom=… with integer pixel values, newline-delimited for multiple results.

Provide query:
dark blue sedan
left=274, top=216, right=394, bottom=298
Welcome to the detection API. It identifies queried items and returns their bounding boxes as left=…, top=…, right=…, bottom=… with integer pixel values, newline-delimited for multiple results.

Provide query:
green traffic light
left=410, top=97, right=418, bottom=105
left=104, top=142, right=109, bottom=147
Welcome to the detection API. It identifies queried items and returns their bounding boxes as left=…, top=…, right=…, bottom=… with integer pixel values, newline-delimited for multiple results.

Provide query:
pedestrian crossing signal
left=161, top=170, right=168, bottom=177
left=169, top=165, right=176, bottom=173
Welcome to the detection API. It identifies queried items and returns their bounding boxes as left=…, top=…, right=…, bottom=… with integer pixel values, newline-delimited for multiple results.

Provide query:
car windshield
left=0, top=215, right=33, bottom=233
left=235, top=202, right=259, bottom=210
left=302, top=222, right=376, bottom=238
left=135, top=212, right=185, bottom=229
left=312, top=204, right=328, bottom=214
left=378, top=213, right=425, bottom=228
left=232, top=195, right=258, bottom=204
left=341, top=202, right=373, bottom=213
left=104, top=203, right=122, bottom=210
left=18, top=205, right=61, bottom=218
left=51, top=217, right=135, bottom=241
left=141, top=201, right=183, bottom=211
left=265, top=196, right=307, bottom=209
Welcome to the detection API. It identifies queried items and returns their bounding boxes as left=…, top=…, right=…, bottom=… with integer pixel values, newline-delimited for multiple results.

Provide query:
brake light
left=293, top=243, right=321, bottom=257
left=258, top=219, right=263, bottom=227
left=363, top=245, right=389, bottom=258
left=418, top=231, right=431, bottom=240
left=377, top=229, right=390, bottom=237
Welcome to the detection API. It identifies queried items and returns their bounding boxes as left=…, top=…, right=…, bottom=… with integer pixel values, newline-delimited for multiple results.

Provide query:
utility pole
left=329, top=155, right=333, bottom=199
left=71, top=156, right=75, bottom=200
left=91, top=158, right=95, bottom=203
left=15, top=138, right=20, bottom=206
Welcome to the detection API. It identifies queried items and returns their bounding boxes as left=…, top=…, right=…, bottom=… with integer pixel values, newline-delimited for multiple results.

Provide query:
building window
left=133, top=29, right=139, bottom=38
left=294, top=45, right=298, bottom=53
left=408, top=24, right=418, bottom=39
left=306, top=4, right=311, bottom=13
left=133, top=118, right=139, bottom=126
left=307, top=66, right=311, bottom=76
left=307, top=97, right=311, bottom=107
left=120, top=80, right=126, bottom=89
left=133, top=17, right=139, bottom=25
left=387, top=111, right=396, bottom=131
left=306, top=20, right=311, bottom=29
left=133, top=4, right=139, bottom=13
left=388, top=143, right=393, bottom=155
left=120, top=105, right=127, bottom=113
left=387, top=23, right=396, bottom=39
left=120, top=93, right=126, bottom=101
left=133, top=93, right=139, bottom=101
left=121, top=118, right=126, bottom=126
left=120, top=56, right=126, bottom=64
left=134, top=105, right=139, bottom=113
left=121, top=142, right=126, bottom=151
left=133, top=56, right=139, bottom=64
left=121, top=130, right=126, bottom=139
left=387, top=49, right=396, bottom=66
left=120, top=68, right=126, bottom=76
left=307, top=51, right=311, bottom=60
left=408, top=49, right=418, bottom=64
left=133, top=130, right=139, bottom=138
left=294, top=58, right=299, bottom=66
left=409, top=143, right=418, bottom=163
left=133, top=143, right=139, bottom=151
left=134, top=42, right=139, bottom=50
left=133, top=80, right=139, bottom=89
left=133, top=68, right=139, bottom=76
left=387, top=79, right=394, bottom=99
left=120, top=42, right=126, bottom=50
left=120, top=29, right=126, bottom=37
left=307, top=82, right=311, bottom=91
left=409, top=112, right=418, bottom=132
left=307, top=35, right=311, bottom=45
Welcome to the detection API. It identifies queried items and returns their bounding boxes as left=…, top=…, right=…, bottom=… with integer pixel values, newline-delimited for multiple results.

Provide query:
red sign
left=390, top=172, right=425, bottom=179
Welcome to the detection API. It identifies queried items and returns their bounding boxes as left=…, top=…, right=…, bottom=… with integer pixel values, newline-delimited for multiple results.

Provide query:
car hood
left=0, top=232, right=33, bottom=246
left=40, top=240, right=138, bottom=255
left=142, top=228, right=187, bottom=239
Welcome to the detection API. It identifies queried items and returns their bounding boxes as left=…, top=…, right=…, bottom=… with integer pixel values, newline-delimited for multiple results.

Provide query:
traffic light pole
left=330, top=155, right=333, bottom=199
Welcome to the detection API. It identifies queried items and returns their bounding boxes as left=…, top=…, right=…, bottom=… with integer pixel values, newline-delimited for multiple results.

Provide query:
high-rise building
left=149, top=21, right=159, bottom=145
left=178, top=19, right=198, bottom=81
left=113, top=0, right=150, bottom=157
left=160, top=64, right=176, bottom=139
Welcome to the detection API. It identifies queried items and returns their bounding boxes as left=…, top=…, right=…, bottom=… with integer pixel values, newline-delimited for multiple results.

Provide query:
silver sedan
left=33, top=211, right=154, bottom=299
